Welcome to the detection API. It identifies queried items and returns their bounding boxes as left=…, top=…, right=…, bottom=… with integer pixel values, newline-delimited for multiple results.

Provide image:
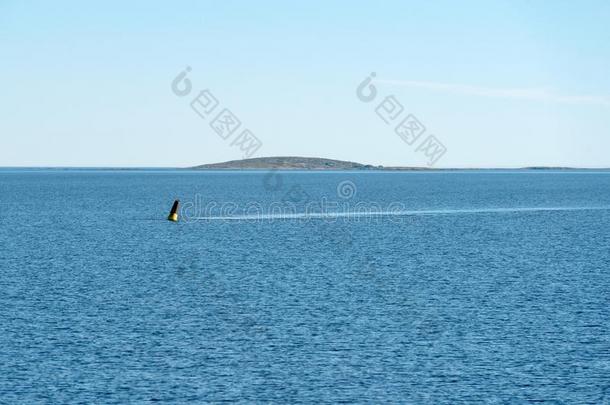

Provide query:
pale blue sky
left=1, top=0, right=609, bottom=167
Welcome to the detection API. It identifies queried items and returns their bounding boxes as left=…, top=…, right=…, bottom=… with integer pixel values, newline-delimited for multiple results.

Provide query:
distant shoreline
left=187, top=156, right=610, bottom=171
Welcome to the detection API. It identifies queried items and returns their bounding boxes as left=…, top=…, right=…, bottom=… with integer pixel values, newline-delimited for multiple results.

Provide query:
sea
left=1, top=169, right=609, bottom=403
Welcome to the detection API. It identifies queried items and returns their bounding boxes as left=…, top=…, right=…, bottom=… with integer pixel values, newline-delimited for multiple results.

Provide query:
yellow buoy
left=168, top=200, right=179, bottom=222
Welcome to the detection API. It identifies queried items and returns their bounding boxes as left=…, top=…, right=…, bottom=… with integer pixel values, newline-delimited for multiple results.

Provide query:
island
left=192, top=156, right=428, bottom=170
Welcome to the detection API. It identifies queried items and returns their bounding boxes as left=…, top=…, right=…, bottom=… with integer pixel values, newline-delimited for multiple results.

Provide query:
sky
left=1, top=0, right=609, bottom=168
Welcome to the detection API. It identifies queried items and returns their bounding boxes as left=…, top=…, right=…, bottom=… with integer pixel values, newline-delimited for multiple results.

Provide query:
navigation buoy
left=168, top=200, right=179, bottom=222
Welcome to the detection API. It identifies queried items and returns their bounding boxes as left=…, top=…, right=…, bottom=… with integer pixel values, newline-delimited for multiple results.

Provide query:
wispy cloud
left=377, top=79, right=610, bottom=106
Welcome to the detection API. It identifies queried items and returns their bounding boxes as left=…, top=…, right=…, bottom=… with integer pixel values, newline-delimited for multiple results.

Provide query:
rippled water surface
left=1, top=169, right=609, bottom=403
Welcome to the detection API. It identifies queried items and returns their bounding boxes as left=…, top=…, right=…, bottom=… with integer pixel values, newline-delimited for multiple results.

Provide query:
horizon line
left=2, top=166, right=610, bottom=171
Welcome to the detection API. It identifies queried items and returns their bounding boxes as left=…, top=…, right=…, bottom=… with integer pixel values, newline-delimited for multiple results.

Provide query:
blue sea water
left=1, top=169, right=609, bottom=403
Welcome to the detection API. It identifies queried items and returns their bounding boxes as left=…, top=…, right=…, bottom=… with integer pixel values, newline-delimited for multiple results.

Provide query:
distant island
left=190, top=156, right=590, bottom=171
left=192, top=157, right=430, bottom=170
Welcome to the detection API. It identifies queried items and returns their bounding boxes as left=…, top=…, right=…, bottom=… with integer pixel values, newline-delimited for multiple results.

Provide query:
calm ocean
left=1, top=169, right=609, bottom=403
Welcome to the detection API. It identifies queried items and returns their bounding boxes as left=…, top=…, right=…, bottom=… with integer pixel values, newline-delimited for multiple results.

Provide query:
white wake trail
left=190, top=206, right=610, bottom=221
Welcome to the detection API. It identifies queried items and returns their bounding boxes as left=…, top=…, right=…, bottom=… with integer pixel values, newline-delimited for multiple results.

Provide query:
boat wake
left=189, top=206, right=610, bottom=221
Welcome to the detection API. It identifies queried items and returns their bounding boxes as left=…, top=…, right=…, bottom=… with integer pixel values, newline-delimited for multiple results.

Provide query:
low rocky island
left=191, top=156, right=429, bottom=170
